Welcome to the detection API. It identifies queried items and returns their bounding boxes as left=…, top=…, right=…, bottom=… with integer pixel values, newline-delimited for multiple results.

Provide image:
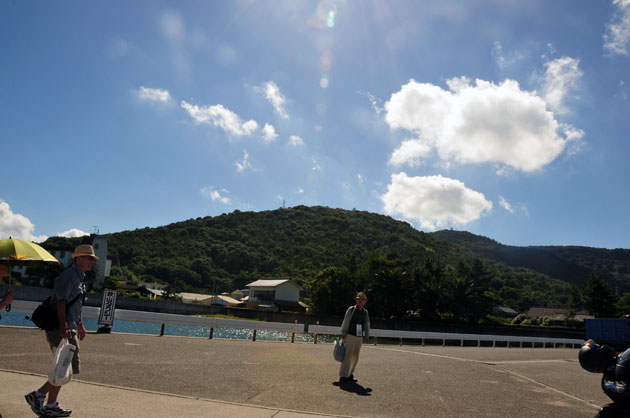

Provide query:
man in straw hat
left=25, top=244, right=98, bottom=417
left=338, top=291, right=370, bottom=384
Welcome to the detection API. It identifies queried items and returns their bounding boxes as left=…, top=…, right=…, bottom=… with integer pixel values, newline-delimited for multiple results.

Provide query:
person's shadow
left=332, top=381, right=373, bottom=396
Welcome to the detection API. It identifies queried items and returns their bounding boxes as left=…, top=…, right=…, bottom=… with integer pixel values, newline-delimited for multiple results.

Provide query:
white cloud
left=56, top=228, right=89, bottom=238
left=261, top=123, right=278, bottom=142
left=161, top=11, right=185, bottom=42
left=541, top=57, right=583, bottom=114
left=604, top=0, right=630, bottom=56
left=137, top=86, right=171, bottom=103
left=235, top=150, right=253, bottom=172
left=380, top=173, right=493, bottom=230
left=288, top=135, right=304, bottom=146
left=388, top=139, right=432, bottom=167
left=181, top=101, right=258, bottom=136
left=0, top=200, right=47, bottom=242
left=357, top=174, right=364, bottom=184
left=201, top=187, right=231, bottom=204
left=263, top=81, right=289, bottom=119
left=492, top=41, right=506, bottom=70
left=498, top=196, right=514, bottom=213
left=491, top=41, right=523, bottom=71
left=384, top=77, right=583, bottom=172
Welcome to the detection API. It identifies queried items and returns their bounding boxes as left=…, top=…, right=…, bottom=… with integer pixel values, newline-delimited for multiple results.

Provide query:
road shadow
left=593, top=403, right=630, bottom=418
left=332, top=381, right=373, bottom=396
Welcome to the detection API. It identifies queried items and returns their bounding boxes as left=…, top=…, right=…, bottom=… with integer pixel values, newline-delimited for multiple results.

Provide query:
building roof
left=246, top=278, right=301, bottom=290
left=178, top=292, right=212, bottom=303
left=526, top=307, right=593, bottom=321
left=497, top=306, right=518, bottom=315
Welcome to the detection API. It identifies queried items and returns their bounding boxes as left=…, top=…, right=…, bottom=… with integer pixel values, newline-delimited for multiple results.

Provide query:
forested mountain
left=41, top=206, right=629, bottom=315
left=431, top=230, right=630, bottom=292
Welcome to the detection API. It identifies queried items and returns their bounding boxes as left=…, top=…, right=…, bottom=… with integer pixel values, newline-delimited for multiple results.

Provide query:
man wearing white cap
left=25, top=244, right=98, bottom=417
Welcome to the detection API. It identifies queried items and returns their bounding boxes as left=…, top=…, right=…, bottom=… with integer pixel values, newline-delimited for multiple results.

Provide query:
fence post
left=314, top=321, right=319, bottom=344
left=400, top=337, right=403, bottom=346
left=374, top=336, right=378, bottom=346
left=159, top=323, right=165, bottom=336
left=291, top=320, right=296, bottom=343
left=253, top=329, right=257, bottom=342
left=209, top=327, right=214, bottom=339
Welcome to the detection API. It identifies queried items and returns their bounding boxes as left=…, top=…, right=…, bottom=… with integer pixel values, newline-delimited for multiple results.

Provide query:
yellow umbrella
left=0, top=238, right=58, bottom=263
left=0, top=238, right=59, bottom=311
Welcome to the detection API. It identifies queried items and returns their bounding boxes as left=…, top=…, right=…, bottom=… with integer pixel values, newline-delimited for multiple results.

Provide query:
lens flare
left=320, top=74, right=329, bottom=88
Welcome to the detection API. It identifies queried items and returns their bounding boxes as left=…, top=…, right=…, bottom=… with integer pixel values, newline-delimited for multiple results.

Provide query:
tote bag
left=333, top=339, right=345, bottom=362
left=48, top=338, right=77, bottom=386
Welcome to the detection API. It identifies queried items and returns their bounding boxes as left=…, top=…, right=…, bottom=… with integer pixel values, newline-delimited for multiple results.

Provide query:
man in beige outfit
left=339, top=292, right=370, bottom=383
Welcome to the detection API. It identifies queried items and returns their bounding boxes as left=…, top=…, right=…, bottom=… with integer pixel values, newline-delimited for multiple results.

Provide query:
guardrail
left=308, top=324, right=584, bottom=348
left=9, top=300, right=304, bottom=342
left=8, top=300, right=584, bottom=348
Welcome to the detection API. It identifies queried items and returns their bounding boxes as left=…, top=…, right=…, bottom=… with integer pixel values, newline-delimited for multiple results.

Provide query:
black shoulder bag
left=31, top=293, right=82, bottom=331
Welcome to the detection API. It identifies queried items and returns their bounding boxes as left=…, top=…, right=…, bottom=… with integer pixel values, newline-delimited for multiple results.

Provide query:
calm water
left=0, top=311, right=322, bottom=343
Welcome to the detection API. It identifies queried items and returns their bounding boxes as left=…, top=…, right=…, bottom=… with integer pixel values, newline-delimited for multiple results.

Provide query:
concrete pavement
left=0, top=326, right=609, bottom=417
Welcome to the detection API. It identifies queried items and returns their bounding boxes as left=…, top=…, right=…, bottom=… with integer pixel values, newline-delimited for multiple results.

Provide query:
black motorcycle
left=580, top=339, right=630, bottom=417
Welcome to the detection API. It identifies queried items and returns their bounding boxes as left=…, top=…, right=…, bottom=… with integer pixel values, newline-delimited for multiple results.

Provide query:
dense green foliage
left=42, top=206, right=630, bottom=318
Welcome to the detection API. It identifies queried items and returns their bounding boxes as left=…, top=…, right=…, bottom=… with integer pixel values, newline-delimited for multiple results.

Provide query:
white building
left=245, top=278, right=304, bottom=310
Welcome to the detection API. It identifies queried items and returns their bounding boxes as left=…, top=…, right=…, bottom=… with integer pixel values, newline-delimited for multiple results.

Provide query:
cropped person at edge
left=0, top=262, right=14, bottom=311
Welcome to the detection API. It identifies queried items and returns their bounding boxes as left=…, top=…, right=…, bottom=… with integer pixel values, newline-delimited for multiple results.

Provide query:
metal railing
left=308, top=324, right=584, bottom=348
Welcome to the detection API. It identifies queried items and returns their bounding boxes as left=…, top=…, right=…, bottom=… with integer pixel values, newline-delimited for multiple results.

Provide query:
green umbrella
left=0, top=237, right=59, bottom=311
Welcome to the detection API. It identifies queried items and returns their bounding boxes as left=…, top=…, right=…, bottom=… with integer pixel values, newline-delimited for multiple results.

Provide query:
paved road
left=0, top=326, right=608, bottom=417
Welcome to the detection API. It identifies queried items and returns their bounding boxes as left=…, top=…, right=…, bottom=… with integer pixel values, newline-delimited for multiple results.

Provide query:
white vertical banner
left=98, top=289, right=117, bottom=326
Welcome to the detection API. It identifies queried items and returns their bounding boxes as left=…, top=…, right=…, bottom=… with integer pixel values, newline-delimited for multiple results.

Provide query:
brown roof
left=526, top=307, right=592, bottom=321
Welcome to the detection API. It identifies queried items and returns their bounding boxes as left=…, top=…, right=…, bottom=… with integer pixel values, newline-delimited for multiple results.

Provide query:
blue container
left=585, top=318, right=630, bottom=344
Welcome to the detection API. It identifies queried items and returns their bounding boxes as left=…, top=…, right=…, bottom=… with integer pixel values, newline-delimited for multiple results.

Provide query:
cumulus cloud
left=56, top=228, right=89, bottom=238
left=388, top=139, right=432, bottom=167
left=261, top=123, right=278, bottom=142
left=181, top=101, right=258, bottom=136
left=604, top=0, right=630, bottom=56
left=0, top=200, right=47, bottom=242
left=235, top=150, right=253, bottom=172
left=137, top=86, right=171, bottom=103
left=288, top=135, right=304, bottom=146
left=380, top=173, right=493, bottom=230
left=498, top=196, right=514, bottom=213
left=201, top=187, right=231, bottom=204
left=384, top=77, right=583, bottom=172
left=541, top=57, right=583, bottom=114
left=262, top=81, right=289, bottom=119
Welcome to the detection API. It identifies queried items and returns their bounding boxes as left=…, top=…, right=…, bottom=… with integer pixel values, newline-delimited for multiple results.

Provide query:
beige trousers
left=339, top=334, right=362, bottom=378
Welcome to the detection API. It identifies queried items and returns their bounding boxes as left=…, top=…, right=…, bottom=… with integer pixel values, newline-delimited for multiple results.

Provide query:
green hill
left=41, top=206, right=629, bottom=313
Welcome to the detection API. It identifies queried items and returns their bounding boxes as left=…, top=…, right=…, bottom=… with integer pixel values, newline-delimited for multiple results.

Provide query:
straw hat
left=72, top=244, right=99, bottom=260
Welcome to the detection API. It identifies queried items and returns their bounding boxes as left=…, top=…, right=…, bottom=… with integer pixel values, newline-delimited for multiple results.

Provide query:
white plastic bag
left=333, top=339, right=345, bottom=362
left=48, top=338, right=76, bottom=386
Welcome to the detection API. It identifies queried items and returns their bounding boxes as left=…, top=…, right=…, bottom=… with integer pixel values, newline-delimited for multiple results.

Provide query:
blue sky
left=1, top=1, right=629, bottom=249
